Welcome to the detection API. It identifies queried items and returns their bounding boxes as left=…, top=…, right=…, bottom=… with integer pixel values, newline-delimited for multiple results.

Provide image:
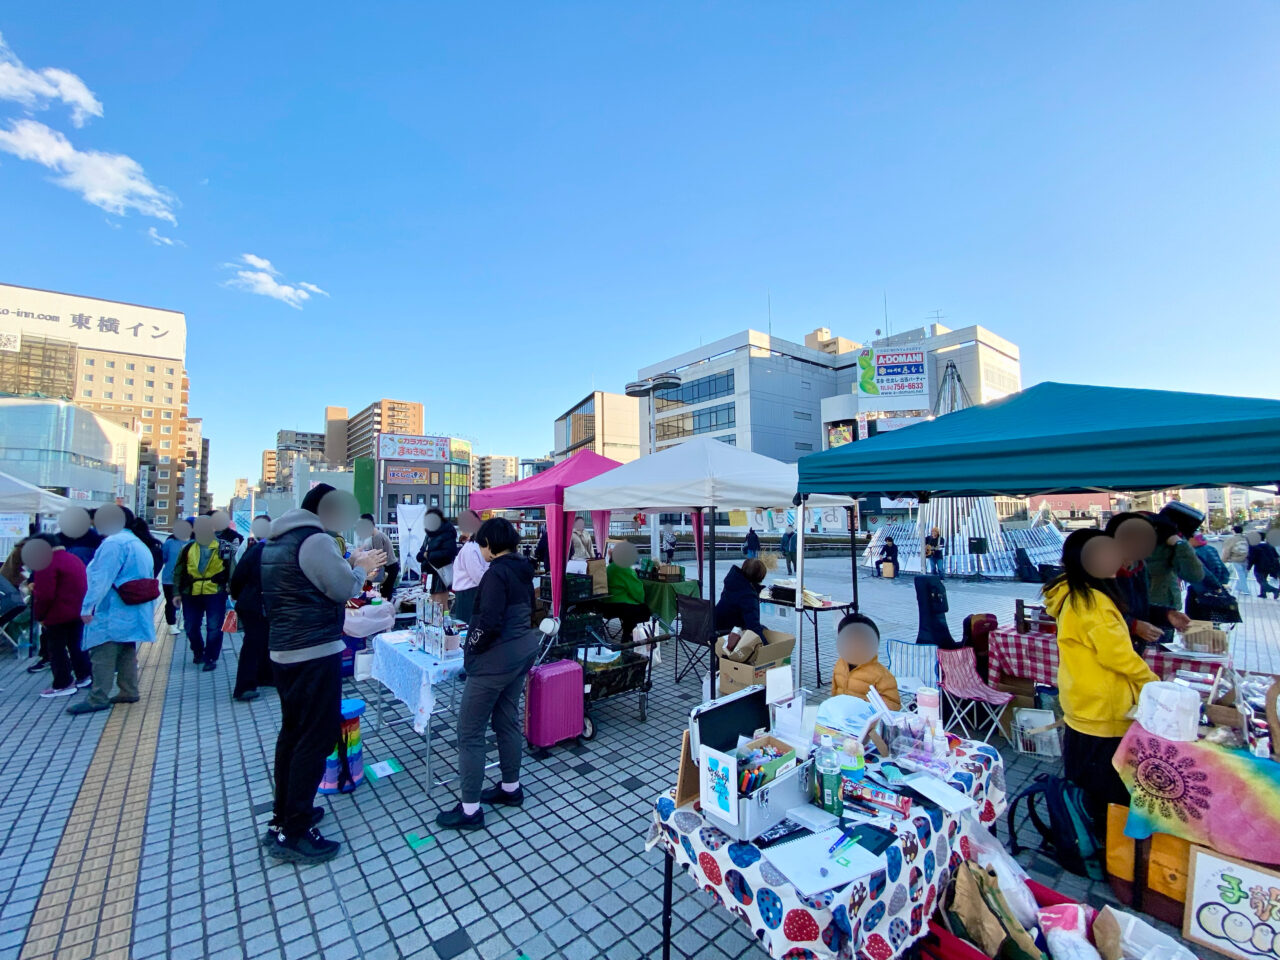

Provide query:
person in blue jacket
left=160, top=518, right=191, bottom=637
left=67, top=504, right=157, bottom=715
left=715, top=558, right=767, bottom=636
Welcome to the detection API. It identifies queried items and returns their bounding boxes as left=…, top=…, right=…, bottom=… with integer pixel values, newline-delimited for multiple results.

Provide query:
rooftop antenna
left=883, top=291, right=889, bottom=337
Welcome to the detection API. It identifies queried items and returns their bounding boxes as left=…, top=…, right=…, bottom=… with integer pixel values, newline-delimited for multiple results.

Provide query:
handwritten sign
left=1185, top=845, right=1280, bottom=959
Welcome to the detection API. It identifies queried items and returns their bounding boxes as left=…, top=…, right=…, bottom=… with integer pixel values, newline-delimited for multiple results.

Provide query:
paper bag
left=586, top=559, right=608, bottom=596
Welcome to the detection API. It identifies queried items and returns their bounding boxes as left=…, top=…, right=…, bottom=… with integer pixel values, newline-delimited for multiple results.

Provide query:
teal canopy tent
left=798, top=382, right=1280, bottom=498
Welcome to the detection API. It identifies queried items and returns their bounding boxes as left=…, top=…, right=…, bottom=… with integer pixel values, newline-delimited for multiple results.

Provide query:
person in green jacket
left=600, top=541, right=652, bottom=634
left=1146, top=509, right=1205, bottom=610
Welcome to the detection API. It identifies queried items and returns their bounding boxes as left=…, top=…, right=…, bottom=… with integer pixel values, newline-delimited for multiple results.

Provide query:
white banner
left=0, top=282, right=186, bottom=361
left=397, top=503, right=427, bottom=577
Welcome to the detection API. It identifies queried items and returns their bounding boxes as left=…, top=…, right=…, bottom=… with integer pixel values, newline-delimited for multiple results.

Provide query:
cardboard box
left=737, top=735, right=798, bottom=786
left=718, top=630, right=796, bottom=695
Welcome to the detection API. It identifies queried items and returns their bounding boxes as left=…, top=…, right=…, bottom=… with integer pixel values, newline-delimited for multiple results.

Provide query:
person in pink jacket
left=22, top=535, right=91, bottom=698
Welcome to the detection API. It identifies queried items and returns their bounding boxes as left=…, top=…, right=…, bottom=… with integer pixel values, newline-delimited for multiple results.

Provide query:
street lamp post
left=626, top=373, right=682, bottom=560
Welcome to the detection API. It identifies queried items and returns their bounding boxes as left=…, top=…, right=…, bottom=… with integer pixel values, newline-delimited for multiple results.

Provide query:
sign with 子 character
left=0, top=282, right=185, bottom=362
left=1185, top=845, right=1280, bottom=959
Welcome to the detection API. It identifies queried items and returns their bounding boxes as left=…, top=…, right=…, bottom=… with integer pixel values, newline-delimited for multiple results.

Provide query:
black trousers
left=44, top=620, right=91, bottom=689
left=1254, top=569, right=1280, bottom=598
left=162, top=583, right=179, bottom=626
left=379, top=563, right=400, bottom=600
left=457, top=654, right=536, bottom=802
left=272, top=653, right=342, bottom=835
left=233, top=610, right=269, bottom=699
left=596, top=600, right=652, bottom=635
left=1063, top=727, right=1129, bottom=841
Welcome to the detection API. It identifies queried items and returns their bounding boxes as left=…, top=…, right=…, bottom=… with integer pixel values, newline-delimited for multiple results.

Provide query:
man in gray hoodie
left=260, top=484, right=385, bottom=863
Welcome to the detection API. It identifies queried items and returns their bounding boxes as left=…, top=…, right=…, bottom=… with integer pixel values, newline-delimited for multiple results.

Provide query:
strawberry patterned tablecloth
left=646, top=741, right=1007, bottom=960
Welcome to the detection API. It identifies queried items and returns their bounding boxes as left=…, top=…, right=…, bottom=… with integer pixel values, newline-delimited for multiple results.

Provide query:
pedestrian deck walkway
left=0, top=560, right=1276, bottom=959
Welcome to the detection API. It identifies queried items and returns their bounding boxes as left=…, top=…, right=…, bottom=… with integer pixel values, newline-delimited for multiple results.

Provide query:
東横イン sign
left=0, top=282, right=186, bottom=362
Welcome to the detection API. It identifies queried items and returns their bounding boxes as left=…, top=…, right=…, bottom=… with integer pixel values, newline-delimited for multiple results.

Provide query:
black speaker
left=968, top=536, right=989, bottom=555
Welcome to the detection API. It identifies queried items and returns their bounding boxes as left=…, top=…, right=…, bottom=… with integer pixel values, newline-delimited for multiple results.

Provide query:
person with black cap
left=260, top=484, right=385, bottom=863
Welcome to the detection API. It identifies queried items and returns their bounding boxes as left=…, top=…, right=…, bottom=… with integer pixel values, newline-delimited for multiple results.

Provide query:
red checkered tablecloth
left=987, top=624, right=1221, bottom=687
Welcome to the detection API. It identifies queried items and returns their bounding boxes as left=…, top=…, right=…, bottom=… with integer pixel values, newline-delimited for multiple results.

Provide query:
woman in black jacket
left=715, top=558, right=767, bottom=635
left=416, top=508, right=458, bottom=605
left=437, top=518, right=539, bottom=831
left=229, top=515, right=273, bottom=702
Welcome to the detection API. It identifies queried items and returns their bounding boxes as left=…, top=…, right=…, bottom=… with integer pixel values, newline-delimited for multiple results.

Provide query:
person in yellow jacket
left=175, top=515, right=236, bottom=671
left=1043, top=528, right=1158, bottom=836
left=830, top=613, right=901, bottom=710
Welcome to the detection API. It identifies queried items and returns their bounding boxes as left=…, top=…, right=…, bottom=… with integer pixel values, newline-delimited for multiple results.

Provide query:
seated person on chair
left=600, top=541, right=652, bottom=634
left=831, top=613, right=901, bottom=710
left=714, top=557, right=766, bottom=636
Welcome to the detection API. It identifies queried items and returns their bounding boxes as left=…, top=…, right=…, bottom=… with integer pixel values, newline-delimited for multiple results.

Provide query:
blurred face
left=458, top=510, right=481, bottom=536
left=21, top=539, right=53, bottom=572
left=574, top=518, right=586, bottom=532
left=95, top=504, right=126, bottom=536
left=211, top=510, right=230, bottom=531
left=1082, top=535, right=1122, bottom=579
left=612, top=541, right=638, bottom=567
left=59, top=506, right=91, bottom=539
left=1114, top=518, right=1156, bottom=565
left=424, top=512, right=442, bottom=533
left=931, top=527, right=940, bottom=537
left=250, top=517, right=271, bottom=540
left=355, top=518, right=376, bottom=540
left=193, top=516, right=216, bottom=546
left=317, top=490, right=358, bottom=533
left=836, top=623, right=879, bottom=668
left=172, top=518, right=192, bottom=541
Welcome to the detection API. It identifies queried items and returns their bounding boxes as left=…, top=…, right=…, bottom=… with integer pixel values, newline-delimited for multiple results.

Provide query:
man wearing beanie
left=260, top=483, right=385, bottom=863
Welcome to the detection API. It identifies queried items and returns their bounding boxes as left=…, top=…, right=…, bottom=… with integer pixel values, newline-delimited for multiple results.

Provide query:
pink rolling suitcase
left=524, top=659, right=584, bottom=748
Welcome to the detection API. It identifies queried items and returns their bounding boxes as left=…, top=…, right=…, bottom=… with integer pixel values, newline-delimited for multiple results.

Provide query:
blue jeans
left=928, top=554, right=944, bottom=576
left=1232, top=562, right=1249, bottom=594
left=183, top=593, right=227, bottom=664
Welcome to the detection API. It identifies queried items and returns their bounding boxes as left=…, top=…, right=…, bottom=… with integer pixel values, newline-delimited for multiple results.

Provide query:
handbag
left=221, top=609, right=239, bottom=633
left=429, top=562, right=454, bottom=589
left=1186, top=585, right=1241, bottom=624
left=115, top=578, right=160, bottom=605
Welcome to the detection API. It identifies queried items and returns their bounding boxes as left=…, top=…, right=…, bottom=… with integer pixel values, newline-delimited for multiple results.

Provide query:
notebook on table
left=762, top=827, right=882, bottom=898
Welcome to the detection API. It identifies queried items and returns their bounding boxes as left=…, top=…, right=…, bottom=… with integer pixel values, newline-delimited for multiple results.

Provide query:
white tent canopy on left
left=0, top=471, right=72, bottom=514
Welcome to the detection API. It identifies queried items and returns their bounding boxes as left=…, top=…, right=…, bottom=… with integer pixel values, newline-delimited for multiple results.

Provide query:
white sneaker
left=40, top=686, right=76, bottom=698
left=76, top=676, right=92, bottom=689
left=170, top=624, right=181, bottom=635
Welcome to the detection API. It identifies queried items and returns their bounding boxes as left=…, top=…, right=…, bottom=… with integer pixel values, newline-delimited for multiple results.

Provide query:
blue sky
left=1, top=3, right=1277, bottom=503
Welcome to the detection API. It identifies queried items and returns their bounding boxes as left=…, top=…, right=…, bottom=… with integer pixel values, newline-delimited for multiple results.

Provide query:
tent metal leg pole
left=709, top=508, right=717, bottom=691
left=794, top=498, right=807, bottom=690
left=848, top=505, right=859, bottom=614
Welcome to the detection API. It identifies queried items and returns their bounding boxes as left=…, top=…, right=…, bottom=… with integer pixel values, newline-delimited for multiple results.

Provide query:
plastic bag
left=969, top=826, right=1040, bottom=931
left=1039, top=904, right=1100, bottom=960
left=1093, top=906, right=1196, bottom=960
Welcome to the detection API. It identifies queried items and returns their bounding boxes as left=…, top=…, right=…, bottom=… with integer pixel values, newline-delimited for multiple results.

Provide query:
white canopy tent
left=563, top=437, right=852, bottom=687
left=0, top=471, right=72, bottom=514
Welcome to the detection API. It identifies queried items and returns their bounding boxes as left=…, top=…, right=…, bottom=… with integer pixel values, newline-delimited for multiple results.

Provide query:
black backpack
left=1007, top=773, right=1104, bottom=880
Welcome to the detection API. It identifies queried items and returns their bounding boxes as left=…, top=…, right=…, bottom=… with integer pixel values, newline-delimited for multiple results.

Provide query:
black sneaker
left=202, top=661, right=217, bottom=672
left=435, top=804, right=485, bottom=831
left=26, top=659, right=49, bottom=674
left=267, top=827, right=340, bottom=864
left=480, top=784, right=524, bottom=807
left=108, top=695, right=140, bottom=704
left=234, top=690, right=261, bottom=702
left=261, top=807, right=325, bottom=847
left=192, top=652, right=204, bottom=664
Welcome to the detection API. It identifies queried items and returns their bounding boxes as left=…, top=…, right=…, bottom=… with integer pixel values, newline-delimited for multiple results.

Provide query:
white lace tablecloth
left=370, top=632, right=465, bottom=733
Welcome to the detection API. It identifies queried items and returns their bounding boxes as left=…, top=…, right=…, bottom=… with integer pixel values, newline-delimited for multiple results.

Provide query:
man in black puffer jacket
left=260, top=484, right=385, bottom=863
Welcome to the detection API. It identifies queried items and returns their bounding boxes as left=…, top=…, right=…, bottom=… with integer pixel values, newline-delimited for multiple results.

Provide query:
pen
left=825, top=828, right=855, bottom=858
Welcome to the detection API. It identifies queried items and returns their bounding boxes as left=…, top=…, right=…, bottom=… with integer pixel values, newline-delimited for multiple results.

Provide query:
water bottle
left=814, top=735, right=842, bottom=816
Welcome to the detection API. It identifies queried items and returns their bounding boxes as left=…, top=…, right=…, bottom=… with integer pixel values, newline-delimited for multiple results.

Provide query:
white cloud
left=0, top=119, right=177, bottom=223
left=147, top=226, right=182, bottom=247
left=223, top=254, right=327, bottom=309
left=240, top=253, right=277, bottom=274
left=0, top=32, right=103, bottom=127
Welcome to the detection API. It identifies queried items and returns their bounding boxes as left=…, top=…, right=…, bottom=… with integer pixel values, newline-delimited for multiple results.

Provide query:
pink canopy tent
left=468, top=451, right=620, bottom=615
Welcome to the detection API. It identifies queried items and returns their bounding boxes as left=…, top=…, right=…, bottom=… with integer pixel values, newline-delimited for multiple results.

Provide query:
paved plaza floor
left=2, top=557, right=1276, bottom=960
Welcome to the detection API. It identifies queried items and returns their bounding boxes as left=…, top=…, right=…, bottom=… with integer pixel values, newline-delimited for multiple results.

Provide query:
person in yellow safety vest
left=175, top=515, right=236, bottom=672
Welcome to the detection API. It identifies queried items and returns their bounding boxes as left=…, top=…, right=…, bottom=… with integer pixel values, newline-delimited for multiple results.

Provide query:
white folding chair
left=937, top=647, right=1012, bottom=741
left=882, top=639, right=939, bottom=711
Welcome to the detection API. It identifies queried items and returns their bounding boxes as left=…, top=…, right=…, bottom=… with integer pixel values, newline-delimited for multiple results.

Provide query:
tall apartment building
left=0, top=282, right=190, bottom=527
left=473, top=455, right=518, bottom=490
left=260, top=449, right=278, bottom=488
left=275, top=428, right=328, bottom=487
left=324, top=406, right=348, bottom=466
left=552, top=392, right=642, bottom=463
left=345, top=399, right=424, bottom=463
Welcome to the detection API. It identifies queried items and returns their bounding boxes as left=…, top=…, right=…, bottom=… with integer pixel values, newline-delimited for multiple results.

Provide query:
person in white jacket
left=570, top=517, right=595, bottom=560
left=1220, top=525, right=1251, bottom=596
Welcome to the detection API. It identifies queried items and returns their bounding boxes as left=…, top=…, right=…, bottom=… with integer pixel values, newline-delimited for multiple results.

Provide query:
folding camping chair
left=937, top=647, right=1012, bottom=741
left=882, top=639, right=939, bottom=711
left=672, top=594, right=716, bottom=684
left=0, top=602, right=27, bottom=654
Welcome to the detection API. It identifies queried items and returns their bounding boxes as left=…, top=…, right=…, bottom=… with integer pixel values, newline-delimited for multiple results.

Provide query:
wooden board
left=675, top=730, right=699, bottom=808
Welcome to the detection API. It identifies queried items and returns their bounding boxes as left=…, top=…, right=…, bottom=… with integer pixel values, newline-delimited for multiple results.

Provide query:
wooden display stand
left=1105, top=804, right=1192, bottom=927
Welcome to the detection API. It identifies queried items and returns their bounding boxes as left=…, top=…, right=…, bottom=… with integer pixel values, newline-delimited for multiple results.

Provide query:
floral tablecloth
left=646, top=741, right=1007, bottom=960
left=370, top=632, right=465, bottom=734
left=1115, top=723, right=1280, bottom=866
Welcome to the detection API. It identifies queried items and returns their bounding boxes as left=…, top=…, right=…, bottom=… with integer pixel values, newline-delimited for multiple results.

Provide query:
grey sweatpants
left=86, top=641, right=138, bottom=707
left=456, top=656, right=535, bottom=803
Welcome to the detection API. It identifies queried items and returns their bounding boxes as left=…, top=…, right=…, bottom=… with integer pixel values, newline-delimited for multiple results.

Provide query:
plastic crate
left=538, top=574, right=595, bottom=603
left=584, top=651, right=648, bottom=701
left=1011, top=707, right=1062, bottom=757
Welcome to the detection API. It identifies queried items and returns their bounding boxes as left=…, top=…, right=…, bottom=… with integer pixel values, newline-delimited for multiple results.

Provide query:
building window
left=160, top=456, right=170, bottom=464
left=105, top=376, right=114, bottom=383
left=162, top=411, right=173, bottom=420
left=84, top=358, right=94, bottom=366
left=144, top=395, right=154, bottom=403
left=159, top=470, right=170, bottom=479
left=157, top=484, right=169, bottom=494
left=794, top=411, right=812, bottom=421
left=142, top=424, right=152, bottom=433
left=146, top=365, right=155, bottom=373
left=794, top=441, right=813, bottom=451
left=104, top=392, right=113, bottom=398
left=165, top=382, right=173, bottom=389
left=165, top=366, right=174, bottom=374
left=83, top=389, right=92, bottom=397
left=125, top=377, right=134, bottom=385
left=125, top=394, right=133, bottom=400
left=161, top=426, right=172, bottom=434
left=156, top=500, right=168, bottom=510
left=145, top=380, right=154, bottom=387
left=106, top=360, right=115, bottom=368
left=801, top=380, right=812, bottom=390
left=142, top=409, right=153, bottom=418
left=126, top=363, right=135, bottom=371
left=655, top=401, right=736, bottom=442
left=654, top=370, right=735, bottom=411
left=83, top=374, right=93, bottom=382
left=161, top=441, right=171, bottom=449
left=430, top=472, right=441, bottom=485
